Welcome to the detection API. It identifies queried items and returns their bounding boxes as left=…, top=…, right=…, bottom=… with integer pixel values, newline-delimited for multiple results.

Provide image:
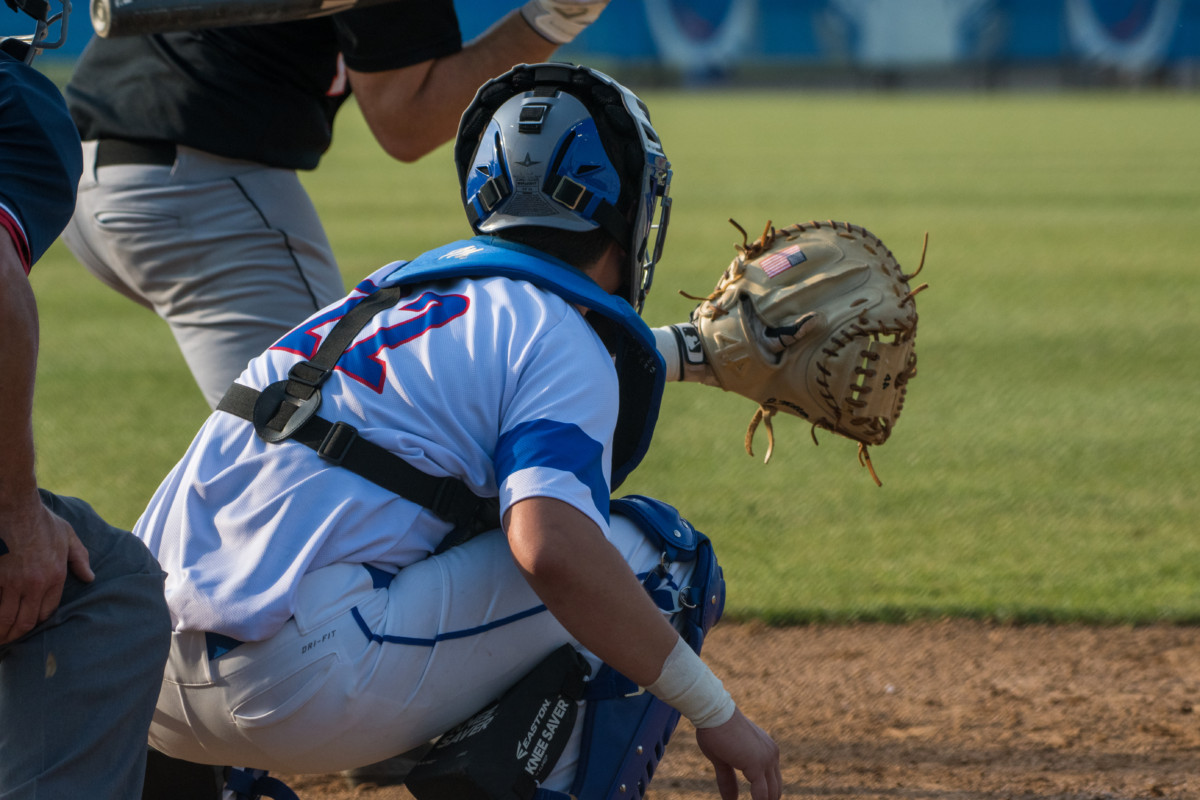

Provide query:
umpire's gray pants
left=63, top=141, right=347, bottom=408
left=0, top=491, right=171, bottom=799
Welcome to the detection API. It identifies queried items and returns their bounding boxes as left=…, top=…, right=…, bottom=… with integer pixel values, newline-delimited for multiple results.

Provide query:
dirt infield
left=277, top=621, right=1200, bottom=800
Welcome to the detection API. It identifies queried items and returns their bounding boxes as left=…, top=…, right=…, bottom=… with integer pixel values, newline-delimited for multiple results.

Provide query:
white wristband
left=644, top=638, right=736, bottom=729
left=520, top=0, right=610, bottom=45
left=651, top=326, right=683, bottom=382
left=651, top=324, right=713, bottom=385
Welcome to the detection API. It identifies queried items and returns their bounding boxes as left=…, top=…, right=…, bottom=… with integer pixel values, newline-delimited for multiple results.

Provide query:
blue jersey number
left=272, top=288, right=469, bottom=392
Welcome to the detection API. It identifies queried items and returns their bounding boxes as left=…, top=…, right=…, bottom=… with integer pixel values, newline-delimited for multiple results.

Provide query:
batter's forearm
left=350, top=10, right=557, bottom=162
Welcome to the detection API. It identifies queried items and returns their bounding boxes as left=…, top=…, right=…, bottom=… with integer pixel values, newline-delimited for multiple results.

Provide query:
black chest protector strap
left=216, top=285, right=500, bottom=537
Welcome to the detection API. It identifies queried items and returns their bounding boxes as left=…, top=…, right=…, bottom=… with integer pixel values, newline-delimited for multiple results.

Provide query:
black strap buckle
left=284, top=360, right=327, bottom=400
left=550, top=177, right=588, bottom=211
left=518, top=103, right=550, bottom=133
left=252, top=380, right=322, bottom=444
left=317, top=421, right=358, bottom=465
left=478, top=175, right=511, bottom=212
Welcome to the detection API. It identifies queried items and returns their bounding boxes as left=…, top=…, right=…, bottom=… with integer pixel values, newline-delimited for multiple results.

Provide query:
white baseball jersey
left=135, top=259, right=620, bottom=642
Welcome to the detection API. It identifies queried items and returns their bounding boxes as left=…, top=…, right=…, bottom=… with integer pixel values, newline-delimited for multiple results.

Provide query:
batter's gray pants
left=0, top=491, right=171, bottom=799
left=63, top=141, right=347, bottom=408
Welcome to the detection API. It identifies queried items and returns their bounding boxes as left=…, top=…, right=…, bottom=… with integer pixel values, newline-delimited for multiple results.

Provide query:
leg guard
left=406, top=496, right=724, bottom=800
left=404, top=644, right=591, bottom=800
left=564, top=495, right=726, bottom=800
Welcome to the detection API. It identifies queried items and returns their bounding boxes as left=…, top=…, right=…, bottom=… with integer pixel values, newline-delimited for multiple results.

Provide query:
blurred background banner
left=44, top=0, right=1200, bottom=81
left=553, top=0, right=1200, bottom=83
left=575, top=0, right=1196, bottom=72
left=1065, top=0, right=1184, bottom=73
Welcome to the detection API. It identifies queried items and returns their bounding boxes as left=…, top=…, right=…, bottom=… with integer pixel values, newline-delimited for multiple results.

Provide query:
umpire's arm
left=0, top=234, right=92, bottom=644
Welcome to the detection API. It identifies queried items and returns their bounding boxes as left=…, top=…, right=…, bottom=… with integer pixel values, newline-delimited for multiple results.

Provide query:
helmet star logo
left=516, top=153, right=541, bottom=167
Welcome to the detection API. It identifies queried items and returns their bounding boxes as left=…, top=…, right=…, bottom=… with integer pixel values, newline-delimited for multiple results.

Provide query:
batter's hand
left=520, top=0, right=611, bottom=44
left=0, top=500, right=93, bottom=644
left=696, top=707, right=782, bottom=800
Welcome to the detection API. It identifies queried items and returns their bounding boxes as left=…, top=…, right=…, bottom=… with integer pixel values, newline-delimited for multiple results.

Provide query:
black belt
left=95, top=138, right=177, bottom=167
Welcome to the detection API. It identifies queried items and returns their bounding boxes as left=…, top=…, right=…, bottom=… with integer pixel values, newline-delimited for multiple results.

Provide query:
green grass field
left=28, top=89, right=1200, bottom=624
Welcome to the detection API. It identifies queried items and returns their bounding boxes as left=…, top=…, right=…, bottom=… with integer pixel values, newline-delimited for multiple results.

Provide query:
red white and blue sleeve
left=0, top=199, right=31, bottom=273
left=0, top=51, right=83, bottom=274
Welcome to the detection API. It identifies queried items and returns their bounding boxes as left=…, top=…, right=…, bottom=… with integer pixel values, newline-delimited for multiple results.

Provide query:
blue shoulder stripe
left=496, top=419, right=609, bottom=523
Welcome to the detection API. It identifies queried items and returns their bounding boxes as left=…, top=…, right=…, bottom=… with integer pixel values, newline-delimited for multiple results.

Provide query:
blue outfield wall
left=39, top=0, right=1200, bottom=75
left=550, top=0, right=1200, bottom=73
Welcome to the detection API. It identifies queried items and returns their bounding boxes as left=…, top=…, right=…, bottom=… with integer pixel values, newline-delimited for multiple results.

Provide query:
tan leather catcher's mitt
left=688, top=220, right=928, bottom=485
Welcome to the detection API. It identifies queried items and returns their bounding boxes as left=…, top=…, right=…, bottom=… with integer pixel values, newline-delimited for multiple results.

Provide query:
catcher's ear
left=588, top=240, right=626, bottom=295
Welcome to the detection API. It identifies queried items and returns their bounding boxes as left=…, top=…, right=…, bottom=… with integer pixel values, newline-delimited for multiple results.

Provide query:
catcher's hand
left=685, top=219, right=928, bottom=485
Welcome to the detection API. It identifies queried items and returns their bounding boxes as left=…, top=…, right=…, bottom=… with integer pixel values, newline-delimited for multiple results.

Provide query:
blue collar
left=385, top=237, right=665, bottom=488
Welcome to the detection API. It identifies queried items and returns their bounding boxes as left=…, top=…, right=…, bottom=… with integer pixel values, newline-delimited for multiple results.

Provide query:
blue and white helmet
left=455, top=63, right=672, bottom=314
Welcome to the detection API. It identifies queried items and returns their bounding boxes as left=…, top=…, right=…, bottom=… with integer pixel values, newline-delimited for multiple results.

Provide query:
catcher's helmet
left=455, top=63, right=672, bottom=314
left=1, top=0, right=70, bottom=64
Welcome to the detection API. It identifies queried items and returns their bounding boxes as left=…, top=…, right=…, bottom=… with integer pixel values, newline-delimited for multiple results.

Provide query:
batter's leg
left=63, top=143, right=346, bottom=408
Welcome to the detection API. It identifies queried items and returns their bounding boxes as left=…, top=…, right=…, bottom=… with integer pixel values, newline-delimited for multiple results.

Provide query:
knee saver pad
left=405, top=645, right=590, bottom=800
left=563, top=496, right=726, bottom=800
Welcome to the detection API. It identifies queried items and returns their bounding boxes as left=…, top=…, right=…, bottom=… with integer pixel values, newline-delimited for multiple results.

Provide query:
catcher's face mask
left=1, top=0, right=70, bottom=64
left=456, top=63, right=672, bottom=314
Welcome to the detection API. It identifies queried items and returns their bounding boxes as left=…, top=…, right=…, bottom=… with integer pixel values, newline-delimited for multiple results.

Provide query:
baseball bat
left=90, top=0, right=397, bottom=38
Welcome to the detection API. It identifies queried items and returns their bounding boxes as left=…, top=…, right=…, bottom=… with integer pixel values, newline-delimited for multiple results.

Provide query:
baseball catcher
left=656, top=219, right=928, bottom=485
left=126, top=62, right=782, bottom=800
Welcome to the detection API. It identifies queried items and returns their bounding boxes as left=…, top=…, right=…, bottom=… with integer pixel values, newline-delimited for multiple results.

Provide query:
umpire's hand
left=0, top=500, right=93, bottom=644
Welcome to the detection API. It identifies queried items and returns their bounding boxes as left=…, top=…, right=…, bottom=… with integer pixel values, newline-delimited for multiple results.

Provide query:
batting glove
left=520, top=0, right=611, bottom=44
